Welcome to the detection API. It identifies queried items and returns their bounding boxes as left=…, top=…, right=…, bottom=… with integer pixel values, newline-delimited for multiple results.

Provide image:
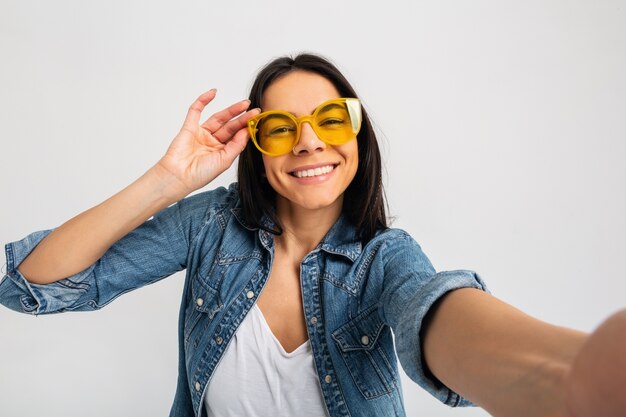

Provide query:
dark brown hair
left=237, top=53, right=387, bottom=243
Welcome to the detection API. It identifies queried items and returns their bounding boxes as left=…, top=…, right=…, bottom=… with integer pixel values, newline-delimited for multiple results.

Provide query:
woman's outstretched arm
left=18, top=90, right=259, bottom=284
left=422, top=288, right=625, bottom=417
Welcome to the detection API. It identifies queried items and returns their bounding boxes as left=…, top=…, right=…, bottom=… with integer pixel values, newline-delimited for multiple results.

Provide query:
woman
left=1, top=54, right=624, bottom=417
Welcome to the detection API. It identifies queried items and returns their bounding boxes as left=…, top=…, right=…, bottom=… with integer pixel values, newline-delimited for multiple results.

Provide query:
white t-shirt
left=204, top=303, right=329, bottom=417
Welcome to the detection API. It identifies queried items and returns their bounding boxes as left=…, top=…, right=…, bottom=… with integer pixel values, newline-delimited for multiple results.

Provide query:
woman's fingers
left=182, top=89, right=217, bottom=131
left=212, top=107, right=260, bottom=143
left=222, top=123, right=254, bottom=160
left=202, top=99, right=252, bottom=133
left=181, top=92, right=259, bottom=154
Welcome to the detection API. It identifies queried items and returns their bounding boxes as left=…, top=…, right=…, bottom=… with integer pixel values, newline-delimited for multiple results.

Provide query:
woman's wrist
left=148, top=161, right=195, bottom=204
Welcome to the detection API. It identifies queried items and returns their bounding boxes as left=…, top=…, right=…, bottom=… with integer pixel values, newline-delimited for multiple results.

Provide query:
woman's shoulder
left=178, top=182, right=241, bottom=215
left=369, top=226, right=419, bottom=247
left=357, top=226, right=428, bottom=263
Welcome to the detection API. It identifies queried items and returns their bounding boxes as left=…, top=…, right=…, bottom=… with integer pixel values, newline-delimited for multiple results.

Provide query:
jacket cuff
left=396, top=269, right=489, bottom=407
left=2, top=231, right=56, bottom=314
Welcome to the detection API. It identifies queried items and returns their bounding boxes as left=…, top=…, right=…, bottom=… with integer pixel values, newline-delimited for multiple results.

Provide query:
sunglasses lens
left=314, top=100, right=361, bottom=145
left=255, top=114, right=297, bottom=155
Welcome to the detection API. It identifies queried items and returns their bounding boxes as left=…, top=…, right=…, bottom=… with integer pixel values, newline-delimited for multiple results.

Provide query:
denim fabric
left=1, top=183, right=488, bottom=417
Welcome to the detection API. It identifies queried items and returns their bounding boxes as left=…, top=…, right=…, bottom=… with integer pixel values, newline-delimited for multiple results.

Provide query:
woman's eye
left=319, top=118, right=345, bottom=127
left=268, top=126, right=295, bottom=136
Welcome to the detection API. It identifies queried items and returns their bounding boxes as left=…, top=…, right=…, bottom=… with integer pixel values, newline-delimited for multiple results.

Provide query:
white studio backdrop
left=1, top=1, right=625, bottom=416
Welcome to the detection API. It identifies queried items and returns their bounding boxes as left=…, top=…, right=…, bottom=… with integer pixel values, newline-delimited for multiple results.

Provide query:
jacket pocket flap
left=332, top=305, right=384, bottom=352
left=191, top=273, right=222, bottom=317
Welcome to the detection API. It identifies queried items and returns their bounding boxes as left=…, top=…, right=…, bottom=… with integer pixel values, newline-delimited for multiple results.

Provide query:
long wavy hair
left=237, top=53, right=387, bottom=243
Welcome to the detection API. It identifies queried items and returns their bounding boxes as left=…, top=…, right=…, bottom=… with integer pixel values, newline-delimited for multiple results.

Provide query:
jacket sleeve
left=0, top=186, right=232, bottom=316
left=378, top=230, right=489, bottom=407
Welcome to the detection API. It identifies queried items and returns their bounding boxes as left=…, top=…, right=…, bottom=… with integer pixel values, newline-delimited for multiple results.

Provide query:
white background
left=1, top=1, right=625, bottom=416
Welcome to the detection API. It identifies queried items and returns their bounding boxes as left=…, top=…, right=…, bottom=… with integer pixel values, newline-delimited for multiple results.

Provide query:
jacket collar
left=318, top=214, right=362, bottom=262
left=231, top=207, right=362, bottom=262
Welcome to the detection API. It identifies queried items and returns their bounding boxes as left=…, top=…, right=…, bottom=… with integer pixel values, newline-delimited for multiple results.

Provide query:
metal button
left=196, top=298, right=204, bottom=306
left=310, top=316, right=318, bottom=325
left=246, top=290, right=255, bottom=299
left=324, top=375, right=332, bottom=384
left=361, top=335, right=370, bottom=345
left=216, top=336, right=223, bottom=345
left=195, top=382, right=201, bottom=391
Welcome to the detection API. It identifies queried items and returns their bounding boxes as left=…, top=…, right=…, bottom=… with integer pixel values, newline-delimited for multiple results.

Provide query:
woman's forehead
left=261, top=71, right=341, bottom=116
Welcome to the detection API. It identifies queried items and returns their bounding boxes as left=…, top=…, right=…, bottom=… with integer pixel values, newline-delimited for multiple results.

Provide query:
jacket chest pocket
left=332, top=306, right=398, bottom=399
left=184, top=273, right=223, bottom=352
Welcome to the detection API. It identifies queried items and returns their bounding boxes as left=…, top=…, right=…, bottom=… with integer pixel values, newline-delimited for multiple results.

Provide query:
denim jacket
left=1, top=183, right=488, bottom=417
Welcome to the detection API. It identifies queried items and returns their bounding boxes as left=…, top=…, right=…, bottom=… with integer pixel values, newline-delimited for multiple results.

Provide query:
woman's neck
left=274, top=196, right=343, bottom=260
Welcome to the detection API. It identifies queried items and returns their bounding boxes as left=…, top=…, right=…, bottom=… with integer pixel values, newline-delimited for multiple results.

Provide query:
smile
left=290, top=164, right=337, bottom=178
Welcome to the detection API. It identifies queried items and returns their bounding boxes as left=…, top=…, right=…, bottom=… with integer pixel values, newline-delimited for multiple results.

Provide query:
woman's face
left=260, top=71, right=359, bottom=214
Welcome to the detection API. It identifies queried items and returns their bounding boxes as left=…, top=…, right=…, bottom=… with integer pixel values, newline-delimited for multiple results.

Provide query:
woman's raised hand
left=156, top=89, right=260, bottom=199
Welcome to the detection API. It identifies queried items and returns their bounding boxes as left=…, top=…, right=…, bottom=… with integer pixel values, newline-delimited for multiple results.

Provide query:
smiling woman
left=238, top=56, right=386, bottom=244
left=1, top=53, right=625, bottom=417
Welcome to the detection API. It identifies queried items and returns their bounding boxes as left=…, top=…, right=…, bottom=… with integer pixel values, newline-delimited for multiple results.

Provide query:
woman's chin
left=277, top=192, right=343, bottom=213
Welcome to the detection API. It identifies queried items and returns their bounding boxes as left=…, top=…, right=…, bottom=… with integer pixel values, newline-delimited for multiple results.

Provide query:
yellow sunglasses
left=247, top=97, right=362, bottom=156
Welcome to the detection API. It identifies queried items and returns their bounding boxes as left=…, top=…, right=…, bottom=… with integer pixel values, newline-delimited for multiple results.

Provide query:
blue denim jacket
left=1, top=183, right=488, bottom=416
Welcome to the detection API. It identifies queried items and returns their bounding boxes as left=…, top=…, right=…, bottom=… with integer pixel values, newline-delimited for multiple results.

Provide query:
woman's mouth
left=290, top=164, right=338, bottom=178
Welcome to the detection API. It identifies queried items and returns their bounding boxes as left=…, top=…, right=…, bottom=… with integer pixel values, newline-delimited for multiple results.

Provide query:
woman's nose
left=292, top=122, right=326, bottom=155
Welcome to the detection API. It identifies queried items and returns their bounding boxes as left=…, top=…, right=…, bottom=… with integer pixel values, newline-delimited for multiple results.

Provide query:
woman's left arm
left=422, top=288, right=626, bottom=417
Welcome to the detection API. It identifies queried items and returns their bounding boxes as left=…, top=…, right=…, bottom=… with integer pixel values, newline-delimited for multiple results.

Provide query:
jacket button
left=310, top=316, right=318, bottom=325
left=216, top=336, right=223, bottom=345
left=361, top=335, right=369, bottom=345
left=246, top=291, right=255, bottom=299
left=196, top=298, right=204, bottom=306
left=195, top=382, right=201, bottom=391
left=324, top=375, right=332, bottom=384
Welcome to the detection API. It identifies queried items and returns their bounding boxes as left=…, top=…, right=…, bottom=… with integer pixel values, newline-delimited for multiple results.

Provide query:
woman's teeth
left=293, top=164, right=335, bottom=178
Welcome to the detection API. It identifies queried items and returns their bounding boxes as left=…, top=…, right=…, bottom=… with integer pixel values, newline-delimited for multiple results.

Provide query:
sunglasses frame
left=247, top=97, right=362, bottom=156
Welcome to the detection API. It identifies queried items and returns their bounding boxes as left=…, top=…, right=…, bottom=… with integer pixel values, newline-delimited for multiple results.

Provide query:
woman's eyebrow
left=316, top=103, right=343, bottom=112
left=264, top=101, right=343, bottom=117
left=301, top=102, right=342, bottom=116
